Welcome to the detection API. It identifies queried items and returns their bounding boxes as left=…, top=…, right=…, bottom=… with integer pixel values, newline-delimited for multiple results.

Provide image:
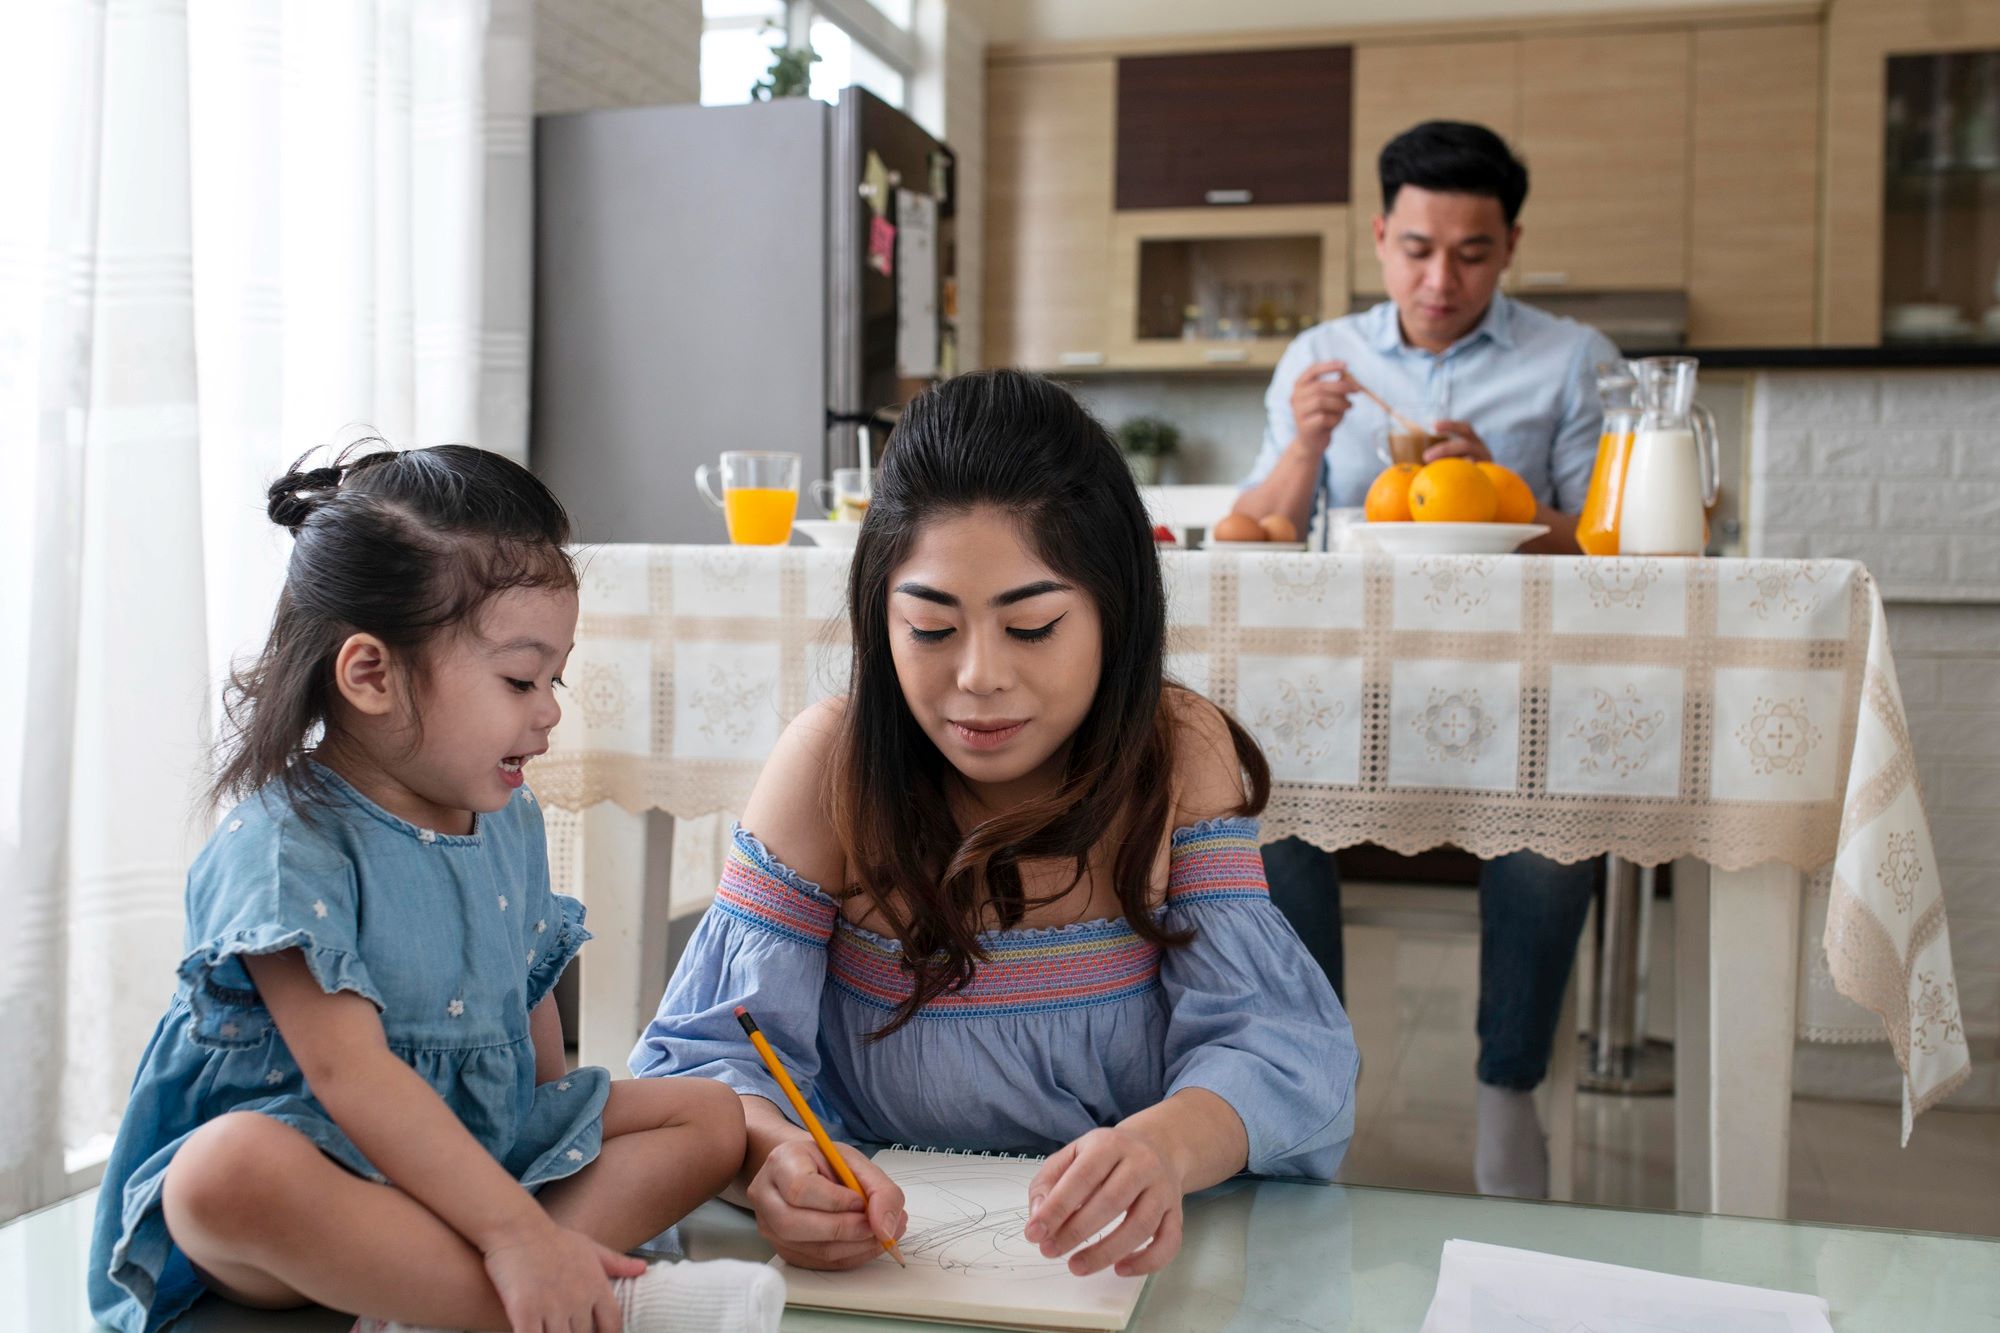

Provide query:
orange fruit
left=1410, top=458, right=1499, bottom=523
left=1476, top=462, right=1539, bottom=524
left=1364, top=463, right=1422, bottom=522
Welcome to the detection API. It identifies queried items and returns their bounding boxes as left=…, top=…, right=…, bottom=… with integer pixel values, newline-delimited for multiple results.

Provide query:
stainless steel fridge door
left=533, top=100, right=830, bottom=544
left=826, top=87, right=954, bottom=476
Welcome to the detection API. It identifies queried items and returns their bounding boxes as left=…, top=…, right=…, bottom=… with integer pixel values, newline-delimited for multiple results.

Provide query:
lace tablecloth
left=536, top=547, right=1969, bottom=1128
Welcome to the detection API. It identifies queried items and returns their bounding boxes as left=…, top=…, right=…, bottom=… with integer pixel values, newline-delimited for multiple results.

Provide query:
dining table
left=530, top=545, right=1971, bottom=1221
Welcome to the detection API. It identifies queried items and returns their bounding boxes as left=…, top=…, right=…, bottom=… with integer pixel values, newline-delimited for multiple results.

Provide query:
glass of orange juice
left=694, top=451, right=800, bottom=545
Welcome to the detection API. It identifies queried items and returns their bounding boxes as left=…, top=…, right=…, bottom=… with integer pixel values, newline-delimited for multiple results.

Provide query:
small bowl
left=1345, top=522, right=1548, bottom=555
left=794, top=519, right=862, bottom=549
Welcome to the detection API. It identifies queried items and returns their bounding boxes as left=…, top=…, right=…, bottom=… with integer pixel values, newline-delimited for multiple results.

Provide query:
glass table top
left=10, top=1179, right=1996, bottom=1331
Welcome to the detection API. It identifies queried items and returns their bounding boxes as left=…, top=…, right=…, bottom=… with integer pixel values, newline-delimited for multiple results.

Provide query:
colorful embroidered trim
left=1165, top=816, right=1270, bottom=906
left=828, top=918, right=1162, bottom=1019
left=713, top=840, right=837, bottom=948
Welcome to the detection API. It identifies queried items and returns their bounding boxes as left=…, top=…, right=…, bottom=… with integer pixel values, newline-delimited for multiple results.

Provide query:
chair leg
left=1539, top=957, right=1580, bottom=1202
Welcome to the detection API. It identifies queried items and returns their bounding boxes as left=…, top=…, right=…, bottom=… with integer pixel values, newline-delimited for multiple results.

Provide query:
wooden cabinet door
left=1115, top=47, right=1352, bottom=209
left=983, top=59, right=1116, bottom=371
left=1349, top=38, right=1521, bottom=295
left=1516, top=31, right=1691, bottom=291
left=1689, top=23, right=1821, bottom=346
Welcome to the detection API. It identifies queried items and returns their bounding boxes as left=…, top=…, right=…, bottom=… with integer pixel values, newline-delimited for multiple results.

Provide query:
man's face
left=1373, top=185, right=1519, bottom=351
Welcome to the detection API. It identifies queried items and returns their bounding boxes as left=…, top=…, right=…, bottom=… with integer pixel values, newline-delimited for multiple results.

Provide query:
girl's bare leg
left=162, top=1079, right=745, bottom=1327
left=536, top=1075, right=746, bottom=1249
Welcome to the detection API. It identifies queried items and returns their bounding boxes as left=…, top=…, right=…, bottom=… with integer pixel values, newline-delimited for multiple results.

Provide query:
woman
left=633, top=370, right=1357, bottom=1280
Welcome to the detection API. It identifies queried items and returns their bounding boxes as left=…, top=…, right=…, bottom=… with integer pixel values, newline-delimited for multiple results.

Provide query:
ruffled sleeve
left=1157, top=816, right=1358, bottom=1179
left=629, top=824, right=837, bottom=1129
left=526, top=893, right=591, bottom=1011
left=176, top=793, right=382, bottom=1048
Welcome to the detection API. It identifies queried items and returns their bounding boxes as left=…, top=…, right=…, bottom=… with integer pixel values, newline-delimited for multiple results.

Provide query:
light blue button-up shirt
left=1243, top=295, right=1621, bottom=545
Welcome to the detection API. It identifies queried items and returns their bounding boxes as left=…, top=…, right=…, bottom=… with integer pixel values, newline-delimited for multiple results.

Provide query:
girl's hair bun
left=265, top=464, right=346, bottom=531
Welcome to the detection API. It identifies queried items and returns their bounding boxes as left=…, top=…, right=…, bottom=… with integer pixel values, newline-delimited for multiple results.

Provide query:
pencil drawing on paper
left=894, top=1164, right=1078, bottom=1279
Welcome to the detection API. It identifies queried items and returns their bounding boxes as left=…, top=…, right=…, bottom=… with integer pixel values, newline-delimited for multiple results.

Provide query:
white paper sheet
left=1421, top=1239, right=1835, bottom=1333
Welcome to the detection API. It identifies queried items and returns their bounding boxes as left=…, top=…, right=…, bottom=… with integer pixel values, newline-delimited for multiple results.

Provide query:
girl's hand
left=483, top=1221, right=644, bottom=1333
left=1025, top=1127, right=1186, bottom=1278
left=747, top=1138, right=906, bottom=1271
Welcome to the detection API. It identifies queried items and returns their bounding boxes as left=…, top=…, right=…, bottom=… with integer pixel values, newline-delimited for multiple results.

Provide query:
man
left=1232, top=120, right=1620, bottom=1200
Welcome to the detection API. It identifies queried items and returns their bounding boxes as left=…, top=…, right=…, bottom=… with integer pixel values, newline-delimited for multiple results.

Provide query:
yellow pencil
left=734, top=1004, right=906, bottom=1267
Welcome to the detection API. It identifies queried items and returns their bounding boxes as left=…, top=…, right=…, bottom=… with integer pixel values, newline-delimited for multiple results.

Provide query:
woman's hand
left=482, top=1219, right=644, bottom=1332
left=1025, top=1127, right=1186, bottom=1278
left=747, top=1138, right=907, bottom=1271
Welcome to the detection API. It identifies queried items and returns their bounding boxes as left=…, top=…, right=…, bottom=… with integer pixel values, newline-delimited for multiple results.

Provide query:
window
left=701, top=0, right=915, bottom=110
left=700, top=0, right=786, bottom=107
left=808, top=17, right=907, bottom=108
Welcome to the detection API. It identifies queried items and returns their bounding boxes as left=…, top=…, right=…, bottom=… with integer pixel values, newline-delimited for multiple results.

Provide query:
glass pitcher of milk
left=1618, top=357, right=1718, bottom=556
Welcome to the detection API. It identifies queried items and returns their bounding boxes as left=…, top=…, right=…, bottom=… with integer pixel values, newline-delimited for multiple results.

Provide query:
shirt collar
left=1371, top=293, right=1517, bottom=357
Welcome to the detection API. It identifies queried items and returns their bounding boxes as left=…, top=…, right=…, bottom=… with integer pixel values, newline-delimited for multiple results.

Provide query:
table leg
left=574, top=802, right=650, bottom=1075
left=1704, top=862, right=1802, bottom=1220
left=1672, top=858, right=1711, bottom=1213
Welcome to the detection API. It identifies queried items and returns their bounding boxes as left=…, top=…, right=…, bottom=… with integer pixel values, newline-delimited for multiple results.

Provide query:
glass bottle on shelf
left=1182, top=303, right=1203, bottom=341
left=1214, top=283, right=1235, bottom=341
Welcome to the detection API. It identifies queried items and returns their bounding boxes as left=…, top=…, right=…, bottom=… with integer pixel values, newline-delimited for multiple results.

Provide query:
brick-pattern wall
left=1750, top=369, right=2000, bottom=1107
left=1749, top=370, right=2000, bottom=599
left=536, top=0, right=700, bottom=115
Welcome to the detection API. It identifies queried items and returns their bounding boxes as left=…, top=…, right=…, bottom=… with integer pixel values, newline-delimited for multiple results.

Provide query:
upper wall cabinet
left=1515, top=30, right=1691, bottom=292
left=1688, top=22, right=1821, bottom=346
left=1115, top=47, right=1352, bottom=209
left=1349, top=38, right=1522, bottom=295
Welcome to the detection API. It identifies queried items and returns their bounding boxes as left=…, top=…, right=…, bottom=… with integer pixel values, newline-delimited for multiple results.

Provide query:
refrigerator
left=530, top=89, right=956, bottom=543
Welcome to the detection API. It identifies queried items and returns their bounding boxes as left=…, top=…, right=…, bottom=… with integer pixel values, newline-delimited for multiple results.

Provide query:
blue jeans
left=1261, top=839, right=1596, bottom=1091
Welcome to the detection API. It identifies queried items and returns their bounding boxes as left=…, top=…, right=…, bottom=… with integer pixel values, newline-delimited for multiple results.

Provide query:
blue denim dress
left=88, top=765, right=604, bottom=1333
left=632, top=817, right=1357, bottom=1179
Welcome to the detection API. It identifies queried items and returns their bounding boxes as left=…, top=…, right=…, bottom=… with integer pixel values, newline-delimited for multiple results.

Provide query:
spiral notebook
left=772, top=1146, right=1150, bottom=1332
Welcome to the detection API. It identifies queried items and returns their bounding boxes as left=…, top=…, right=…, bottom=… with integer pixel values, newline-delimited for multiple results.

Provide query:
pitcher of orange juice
left=695, top=451, right=800, bottom=545
left=1576, top=361, right=1640, bottom=556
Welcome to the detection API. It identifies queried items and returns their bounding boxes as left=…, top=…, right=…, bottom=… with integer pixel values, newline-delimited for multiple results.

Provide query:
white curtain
left=0, top=0, right=533, bottom=1223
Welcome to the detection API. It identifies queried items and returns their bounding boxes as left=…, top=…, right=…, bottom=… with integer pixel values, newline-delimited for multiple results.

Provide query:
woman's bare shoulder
left=737, top=696, right=849, bottom=895
left=1165, top=687, right=1253, bottom=827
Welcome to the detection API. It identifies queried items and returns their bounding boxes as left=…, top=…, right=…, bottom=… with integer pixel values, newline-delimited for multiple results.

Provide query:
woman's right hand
left=483, top=1220, right=645, bottom=1332
left=747, top=1138, right=907, bottom=1271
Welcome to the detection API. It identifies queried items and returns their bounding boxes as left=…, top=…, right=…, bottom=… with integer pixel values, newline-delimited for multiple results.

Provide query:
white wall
left=536, top=0, right=702, bottom=114
left=986, top=0, right=1771, bottom=46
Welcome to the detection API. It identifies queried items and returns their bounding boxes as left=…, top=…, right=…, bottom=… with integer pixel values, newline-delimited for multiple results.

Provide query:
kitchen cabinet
left=1822, top=0, right=2000, bottom=345
left=1349, top=37, right=1522, bottom=296
left=1107, top=205, right=1348, bottom=370
left=984, top=59, right=1117, bottom=371
left=1115, top=47, right=1351, bottom=210
left=1514, top=30, right=1691, bottom=292
left=1688, top=22, right=1821, bottom=346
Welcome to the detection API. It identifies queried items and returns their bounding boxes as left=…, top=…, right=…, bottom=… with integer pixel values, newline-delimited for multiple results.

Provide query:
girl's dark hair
left=832, top=370, right=1270, bottom=1037
left=213, top=441, right=577, bottom=808
left=1380, top=119, right=1530, bottom=225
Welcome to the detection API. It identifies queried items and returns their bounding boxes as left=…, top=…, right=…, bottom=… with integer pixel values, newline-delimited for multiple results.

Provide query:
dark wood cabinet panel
left=1116, top=46, right=1352, bottom=209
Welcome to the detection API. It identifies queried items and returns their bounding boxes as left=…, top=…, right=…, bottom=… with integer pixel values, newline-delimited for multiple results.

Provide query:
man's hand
left=1423, top=419, right=1492, bottom=464
left=1289, top=360, right=1360, bottom=457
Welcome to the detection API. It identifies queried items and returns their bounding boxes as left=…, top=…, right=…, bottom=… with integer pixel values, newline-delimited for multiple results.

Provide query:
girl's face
left=340, top=585, right=578, bottom=830
left=886, top=506, right=1103, bottom=798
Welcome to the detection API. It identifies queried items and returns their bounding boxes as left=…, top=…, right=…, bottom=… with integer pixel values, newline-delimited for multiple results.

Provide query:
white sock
left=1474, top=1082, right=1550, bottom=1199
left=350, top=1259, right=782, bottom=1333
left=618, top=1258, right=785, bottom=1333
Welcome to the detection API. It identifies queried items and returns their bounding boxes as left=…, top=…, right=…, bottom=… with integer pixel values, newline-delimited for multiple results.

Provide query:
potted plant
left=1116, top=416, right=1180, bottom=485
left=751, top=35, right=819, bottom=101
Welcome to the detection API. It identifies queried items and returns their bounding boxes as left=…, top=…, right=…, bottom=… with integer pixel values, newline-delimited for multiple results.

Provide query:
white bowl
left=1200, top=539, right=1310, bottom=552
left=794, top=519, right=862, bottom=549
left=1346, top=522, right=1548, bottom=555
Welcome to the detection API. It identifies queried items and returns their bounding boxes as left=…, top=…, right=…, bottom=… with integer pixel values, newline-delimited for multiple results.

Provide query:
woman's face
left=885, top=505, right=1103, bottom=795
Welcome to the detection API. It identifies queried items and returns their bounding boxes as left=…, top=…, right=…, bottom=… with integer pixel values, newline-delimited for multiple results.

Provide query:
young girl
left=632, top=371, right=1359, bottom=1279
left=88, top=445, right=781, bottom=1333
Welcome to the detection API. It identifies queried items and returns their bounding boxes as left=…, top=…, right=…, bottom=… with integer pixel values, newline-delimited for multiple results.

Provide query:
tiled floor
left=1333, top=919, right=2000, bottom=1237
